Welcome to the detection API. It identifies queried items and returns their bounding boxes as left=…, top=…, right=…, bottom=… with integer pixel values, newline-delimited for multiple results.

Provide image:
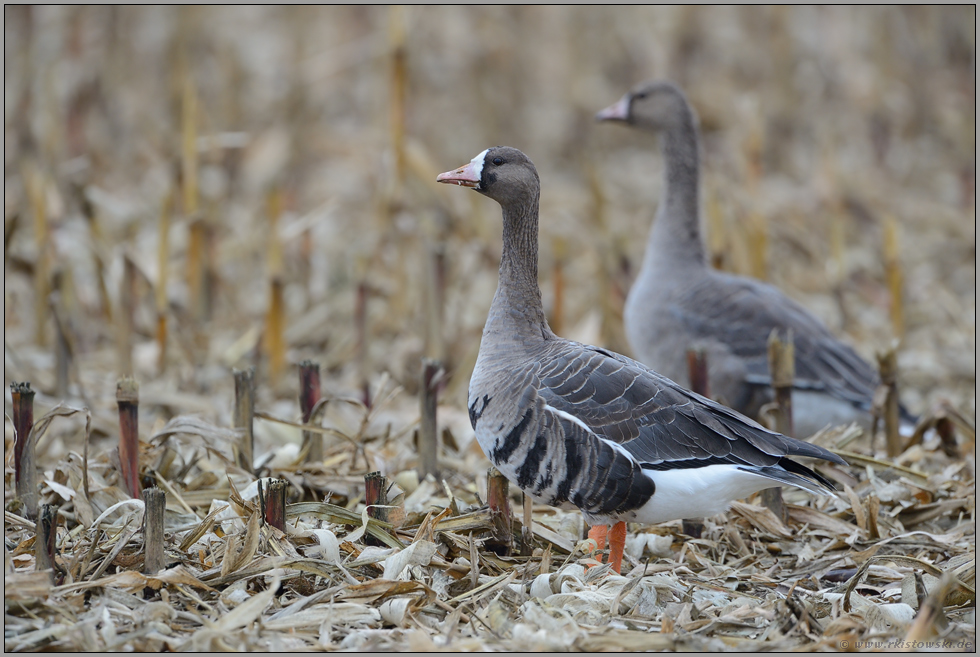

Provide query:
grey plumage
left=437, top=146, right=846, bottom=527
left=597, top=80, right=916, bottom=435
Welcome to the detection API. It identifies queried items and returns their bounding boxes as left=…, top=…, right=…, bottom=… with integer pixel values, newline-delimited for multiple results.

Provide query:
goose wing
left=678, top=272, right=883, bottom=412
left=534, top=339, right=847, bottom=476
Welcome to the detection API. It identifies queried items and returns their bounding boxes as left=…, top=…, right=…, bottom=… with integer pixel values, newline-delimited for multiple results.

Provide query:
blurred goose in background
left=436, top=146, right=846, bottom=573
left=596, top=80, right=917, bottom=437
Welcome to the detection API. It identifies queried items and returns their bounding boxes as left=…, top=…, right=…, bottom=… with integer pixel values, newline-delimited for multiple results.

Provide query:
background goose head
left=596, top=79, right=695, bottom=133
left=436, top=146, right=539, bottom=207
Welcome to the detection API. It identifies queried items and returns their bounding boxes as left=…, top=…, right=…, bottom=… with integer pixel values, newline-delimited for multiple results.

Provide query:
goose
left=436, top=146, right=846, bottom=573
left=596, top=80, right=917, bottom=437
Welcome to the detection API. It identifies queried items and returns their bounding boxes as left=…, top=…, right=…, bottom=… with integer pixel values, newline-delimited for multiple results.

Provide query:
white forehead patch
left=470, top=149, right=488, bottom=185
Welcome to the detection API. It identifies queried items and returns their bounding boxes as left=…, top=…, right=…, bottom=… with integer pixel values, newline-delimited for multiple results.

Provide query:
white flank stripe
left=545, top=404, right=638, bottom=462
left=545, top=404, right=592, bottom=433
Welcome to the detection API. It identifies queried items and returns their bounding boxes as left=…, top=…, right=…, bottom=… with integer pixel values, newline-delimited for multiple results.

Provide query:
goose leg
left=608, top=521, right=627, bottom=574
left=587, top=524, right=608, bottom=564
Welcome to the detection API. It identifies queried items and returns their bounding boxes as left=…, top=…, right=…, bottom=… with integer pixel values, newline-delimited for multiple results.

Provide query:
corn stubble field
left=3, top=5, right=976, bottom=652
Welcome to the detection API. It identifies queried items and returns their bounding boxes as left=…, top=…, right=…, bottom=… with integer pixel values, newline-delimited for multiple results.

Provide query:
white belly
left=632, top=465, right=780, bottom=524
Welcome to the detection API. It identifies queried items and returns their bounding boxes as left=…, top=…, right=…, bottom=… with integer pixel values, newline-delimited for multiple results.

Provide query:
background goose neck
left=648, top=111, right=706, bottom=269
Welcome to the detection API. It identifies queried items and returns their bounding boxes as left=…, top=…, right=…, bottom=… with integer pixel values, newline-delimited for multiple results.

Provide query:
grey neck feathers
left=646, top=109, right=706, bottom=269
left=486, top=193, right=552, bottom=341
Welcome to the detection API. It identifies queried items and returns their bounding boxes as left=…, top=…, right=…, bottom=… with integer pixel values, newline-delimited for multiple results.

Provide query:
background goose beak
left=436, top=162, right=481, bottom=188
left=596, top=95, right=630, bottom=122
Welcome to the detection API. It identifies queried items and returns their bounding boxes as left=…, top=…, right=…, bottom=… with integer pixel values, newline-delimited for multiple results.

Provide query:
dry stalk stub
left=486, top=467, right=513, bottom=556
left=935, top=416, right=960, bottom=458
left=355, top=280, right=371, bottom=408
left=686, top=347, right=710, bottom=399
left=364, top=471, right=389, bottom=547
left=233, top=367, right=256, bottom=472
left=264, top=479, right=288, bottom=532
left=116, top=377, right=142, bottom=498
left=418, top=358, right=441, bottom=480
left=11, top=382, right=38, bottom=519
left=142, top=487, right=167, bottom=574
left=767, top=328, right=795, bottom=436
left=35, top=503, right=58, bottom=582
left=762, top=329, right=795, bottom=521
left=875, top=346, right=902, bottom=458
left=299, top=360, right=323, bottom=463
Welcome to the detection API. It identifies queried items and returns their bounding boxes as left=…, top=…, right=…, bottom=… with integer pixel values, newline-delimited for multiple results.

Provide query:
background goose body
left=597, top=80, right=917, bottom=436
left=437, top=146, right=845, bottom=534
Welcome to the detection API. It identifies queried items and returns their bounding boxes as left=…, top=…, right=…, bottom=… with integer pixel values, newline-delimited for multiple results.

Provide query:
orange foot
left=587, top=524, right=608, bottom=560
left=587, top=522, right=627, bottom=574
left=608, top=521, right=626, bottom=574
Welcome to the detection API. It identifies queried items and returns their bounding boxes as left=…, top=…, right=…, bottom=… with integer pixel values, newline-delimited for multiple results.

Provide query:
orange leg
left=608, top=521, right=627, bottom=574
left=587, top=524, right=608, bottom=562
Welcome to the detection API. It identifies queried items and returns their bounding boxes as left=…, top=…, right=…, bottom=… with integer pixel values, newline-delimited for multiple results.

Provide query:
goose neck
left=486, top=197, right=551, bottom=339
left=648, top=117, right=706, bottom=268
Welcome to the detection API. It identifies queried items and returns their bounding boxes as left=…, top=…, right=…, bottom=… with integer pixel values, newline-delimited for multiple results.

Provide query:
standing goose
left=437, top=146, right=846, bottom=573
left=596, top=80, right=917, bottom=437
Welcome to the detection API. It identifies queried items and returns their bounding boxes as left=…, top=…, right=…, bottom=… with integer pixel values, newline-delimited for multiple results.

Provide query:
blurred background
left=3, top=6, right=975, bottom=468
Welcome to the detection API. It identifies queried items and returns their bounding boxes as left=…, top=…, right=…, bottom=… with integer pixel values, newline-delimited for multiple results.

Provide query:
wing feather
left=679, top=271, right=882, bottom=410
left=533, top=338, right=846, bottom=474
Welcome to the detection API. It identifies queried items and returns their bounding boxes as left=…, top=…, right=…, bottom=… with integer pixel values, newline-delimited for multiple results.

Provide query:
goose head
left=596, top=80, right=692, bottom=133
left=436, top=146, right=539, bottom=207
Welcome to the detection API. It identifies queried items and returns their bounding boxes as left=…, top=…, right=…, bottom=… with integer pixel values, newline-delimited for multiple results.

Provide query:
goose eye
left=492, top=157, right=503, bottom=166
left=633, top=91, right=648, bottom=100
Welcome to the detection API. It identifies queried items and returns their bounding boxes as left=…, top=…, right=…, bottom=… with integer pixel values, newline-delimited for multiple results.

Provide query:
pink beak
left=436, top=161, right=481, bottom=188
left=595, top=95, right=630, bottom=122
